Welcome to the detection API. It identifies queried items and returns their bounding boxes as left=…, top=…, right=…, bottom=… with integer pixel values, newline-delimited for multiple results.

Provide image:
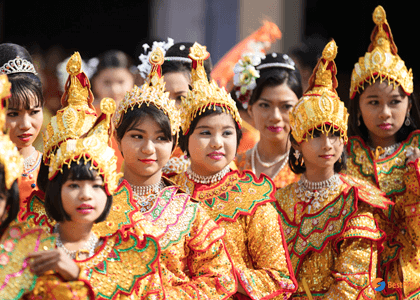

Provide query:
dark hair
left=288, top=128, right=347, bottom=174
left=348, top=82, right=420, bottom=142
left=162, top=42, right=213, bottom=80
left=0, top=165, right=20, bottom=232
left=288, top=34, right=327, bottom=71
left=44, top=160, right=112, bottom=223
left=0, top=43, right=44, bottom=109
left=115, top=104, right=174, bottom=146
left=36, top=160, right=49, bottom=193
left=248, top=53, right=302, bottom=107
left=91, top=50, right=134, bottom=82
left=179, top=105, right=242, bottom=156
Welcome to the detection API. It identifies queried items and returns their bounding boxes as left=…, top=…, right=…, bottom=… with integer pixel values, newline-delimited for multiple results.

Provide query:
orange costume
left=275, top=40, right=391, bottom=299
left=346, top=6, right=419, bottom=299
left=18, top=150, right=42, bottom=206
left=171, top=43, right=297, bottom=299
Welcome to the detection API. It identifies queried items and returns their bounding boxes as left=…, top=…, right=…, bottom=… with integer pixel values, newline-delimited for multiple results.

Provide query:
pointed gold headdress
left=0, top=74, right=24, bottom=189
left=43, top=52, right=97, bottom=164
left=350, top=5, right=413, bottom=99
left=290, top=40, right=349, bottom=143
left=114, top=47, right=180, bottom=135
left=49, top=98, right=122, bottom=195
left=180, top=42, right=242, bottom=134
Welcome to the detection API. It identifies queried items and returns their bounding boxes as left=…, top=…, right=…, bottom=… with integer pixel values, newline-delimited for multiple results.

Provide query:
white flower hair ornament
left=138, top=37, right=174, bottom=79
left=233, top=52, right=266, bottom=107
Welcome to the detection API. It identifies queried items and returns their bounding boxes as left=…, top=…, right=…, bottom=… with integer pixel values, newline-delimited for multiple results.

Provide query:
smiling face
left=188, top=112, right=237, bottom=176
left=117, top=114, right=173, bottom=184
left=61, top=175, right=108, bottom=224
left=163, top=71, right=190, bottom=107
left=359, top=81, right=410, bottom=147
left=6, top=95, right=43, bottom=150
left=248, top=83, right=298, bottom=143
left=295, top=129, right=344, bottom=176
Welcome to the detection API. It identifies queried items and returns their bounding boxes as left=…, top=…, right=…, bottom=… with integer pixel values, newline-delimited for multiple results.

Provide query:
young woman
left=346, top=6, right=420, bottom=298
left=114, top=46, right=237, bottom=299
left=170, top=42, right=297, bottom=300
left=0, top=43, right=44, bottom=205
left=25, top=97, right=163, bottom=300
left=234, top=52, right=301, bottom=188
left=275, top=40, right=391, bottom=299
left=0, top=73, right=93, bottom=299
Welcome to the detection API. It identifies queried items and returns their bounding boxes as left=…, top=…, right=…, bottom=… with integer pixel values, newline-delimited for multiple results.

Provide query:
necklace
left=23, top=147, right=37, bottom=170
left=186, top=165, right=230, bottom=185
left=128, top=180, right=166, bottom=213
left=253, top=143, right=288, bottom=168
left=369, top=142, right=401, bottom=160
left=54, top=224, right=99, bottom=259
left=295, top=173, right=340, bottom=211
left=251, top=144, right=289, bottom=179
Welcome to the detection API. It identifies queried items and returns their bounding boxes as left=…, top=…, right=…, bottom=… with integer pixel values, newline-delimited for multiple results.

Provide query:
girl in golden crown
left=169, top=42, right=297, bottom=300
left=23, top=97, right=164, bottom=300
left=275, top=39, right=392, bottom=299
left=0, top=74, right=95, bottom=299
left=346, top=5, right=420, bottom=299
left=113, top=47, right=237, bottom=299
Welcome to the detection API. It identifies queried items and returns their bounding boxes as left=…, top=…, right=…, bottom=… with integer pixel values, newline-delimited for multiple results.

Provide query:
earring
left=357, top=116, right=361, bottom=127
left=339, top=156, right=342, bottom=163
left=300, top=157, right=305, bottom=166
left=294, top=149, right=300, bottom=165
left=405, top=112, right=411, bottom=126
left=183, top=150, right=188, bottom=158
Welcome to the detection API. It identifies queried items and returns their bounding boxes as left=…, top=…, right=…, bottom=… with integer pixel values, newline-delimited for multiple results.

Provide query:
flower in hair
left=138, top=37, right=175, bottom=79
left=233, top=52, right=265, bottom=106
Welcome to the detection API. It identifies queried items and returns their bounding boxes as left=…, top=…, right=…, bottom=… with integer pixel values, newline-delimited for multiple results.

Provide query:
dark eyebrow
left=259, top=97, right=296, bottom=103
left=127, top=127, right=164, bottom=134
left=196, top=125, right=235, bottom=130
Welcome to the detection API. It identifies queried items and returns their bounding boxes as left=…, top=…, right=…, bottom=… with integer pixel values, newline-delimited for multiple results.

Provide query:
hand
left=27, top=248, right=80, bottom=281
left=406, top=147, right=420, bottom=164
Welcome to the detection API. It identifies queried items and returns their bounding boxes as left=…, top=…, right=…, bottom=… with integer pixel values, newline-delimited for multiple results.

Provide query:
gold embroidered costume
left=276, top=40, right=391, bottom=299
left=170, top=42, right=297, bottom=299
left=113, top=47, right=237, bottom=299
left=24, top=96, right=164, bottom=300
left=346, top=6, right=419, bottom=299
left=235, top=151, right=299, bottom=189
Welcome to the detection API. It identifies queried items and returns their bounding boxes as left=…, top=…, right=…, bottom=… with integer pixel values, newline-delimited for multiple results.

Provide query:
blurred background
left=0, top=0, right=416, bottom=110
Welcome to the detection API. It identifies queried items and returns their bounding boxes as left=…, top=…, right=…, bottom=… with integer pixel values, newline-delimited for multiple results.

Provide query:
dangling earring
left=405, top=111, right=411, bottom=126
left=183, top=150, right=188, bottom=158
left=294, top=149, right=300, bottom=165
left=300, top=157, right=305, bottom=166
left=357, top=116, right=361, bottom=127
left=339, top=156, right=342, bottom=163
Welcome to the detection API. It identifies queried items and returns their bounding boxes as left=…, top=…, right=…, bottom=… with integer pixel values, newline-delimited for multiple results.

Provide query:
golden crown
left=43, top=52, right=97, bottom=164
left=350, top=5, right=413, bottom=99
left=180, top=42, right=242, bottom=134
left=49, top=98, right=122, bottom=195
left=114, top=47, right=181, bottom=136
left=0, top=74, right=23, bottom=189
left=290, top=40, right=349, bottom=144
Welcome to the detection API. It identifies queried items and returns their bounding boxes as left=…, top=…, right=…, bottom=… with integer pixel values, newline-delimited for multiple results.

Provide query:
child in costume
left=276, top=40, right=391, bottom=299
left=0, top=74, right=93, bottom=300
left=170, top=42, right=297, bottom=300
left=234, top=52, right=301, bottom=188
left=113, top=47, right=237, bottom=299
left=0, top=43, right=44, bottom=205
left=25, top=97, right=163, bottom=300
left=18, top=52, right=98, bottom=231
left=346, top=6, right=420, bottom=299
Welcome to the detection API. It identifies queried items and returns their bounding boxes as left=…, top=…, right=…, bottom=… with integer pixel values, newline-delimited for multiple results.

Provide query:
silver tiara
left=165, top=56, right=192, bottom=63
left=0, top=56, right=38, bottom=75
left=257, top=62, right=295, bottom=71
left=256, top=54, right=296, bottom=71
